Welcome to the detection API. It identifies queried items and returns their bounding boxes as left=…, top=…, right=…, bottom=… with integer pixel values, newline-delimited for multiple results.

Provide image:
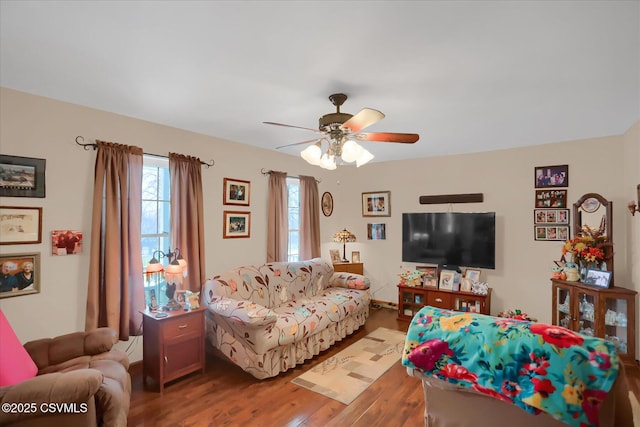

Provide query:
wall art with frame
left=362, top=191, right=391, bottom=217
left=223, top=178, right=250, bottom=206
left=534, top=164, right=569, bottom=188
left=0, top=155, right=46, bottom=198
left=0, top=252, right=40, bottom=298
left=367, top=223, right=386, bottom=240
left=535, top=189, right=567, bottom=208
left=0, top=206, right=42, bottom=245
left=534, top=208, right=569, bottom=225
left=223, top=211, right=251, bottom=238
left=534, top=225, right=569, bottom=241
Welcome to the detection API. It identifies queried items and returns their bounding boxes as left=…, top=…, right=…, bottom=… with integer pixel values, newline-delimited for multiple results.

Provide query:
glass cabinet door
left=603, top=295, right=629, bottom=356
left=556, top=286, right=572, bottom=328
left=577, top=291, right=596, bottom=336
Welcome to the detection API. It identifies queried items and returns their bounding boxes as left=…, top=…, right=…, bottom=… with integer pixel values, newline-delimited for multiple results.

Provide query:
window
left=141, top=156, right=171, bottom=306
left=287, top=177, right=300, bottom=262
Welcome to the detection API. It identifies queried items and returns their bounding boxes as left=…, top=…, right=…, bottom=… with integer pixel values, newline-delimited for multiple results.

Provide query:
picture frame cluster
left=0, top=155, right=47, bottom=299
left=223, top=178, right=251, bottom=239
left=533, top=165, right=570, bottom=241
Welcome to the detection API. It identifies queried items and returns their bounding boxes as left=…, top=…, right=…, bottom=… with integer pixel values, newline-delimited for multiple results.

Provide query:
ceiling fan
left=264, top=93, right=419, bottom=169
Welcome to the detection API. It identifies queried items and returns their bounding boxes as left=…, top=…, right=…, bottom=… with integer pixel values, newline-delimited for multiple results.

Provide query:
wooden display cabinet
left=397, top=284, right=491, bottom=321
left=333, top=262, right=364, bottom=275
left=551, top=279, right=636, bottom=362
left=141, top=307, right=206, bottom=394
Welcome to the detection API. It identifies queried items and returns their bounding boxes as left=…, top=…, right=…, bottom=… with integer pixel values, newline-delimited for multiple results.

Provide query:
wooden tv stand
left=397, top=284, right=492, bottom=321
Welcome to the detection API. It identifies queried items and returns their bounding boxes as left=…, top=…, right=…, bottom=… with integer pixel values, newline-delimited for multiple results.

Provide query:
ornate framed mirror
left=573, top=193, right=614, bottom=285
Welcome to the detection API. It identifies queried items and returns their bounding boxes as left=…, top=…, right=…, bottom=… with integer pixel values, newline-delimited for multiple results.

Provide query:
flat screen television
left=402, top=212, right=496, bottom=269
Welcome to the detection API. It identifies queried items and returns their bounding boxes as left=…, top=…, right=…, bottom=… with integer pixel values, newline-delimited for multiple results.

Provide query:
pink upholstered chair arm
left=24, top=328, right=116, bottom=370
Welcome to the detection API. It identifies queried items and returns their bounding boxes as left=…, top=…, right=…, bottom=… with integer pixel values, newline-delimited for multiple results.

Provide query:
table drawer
left=427, top=292, right=452, bottom=309
left=161, top=313, right=203, bottom=340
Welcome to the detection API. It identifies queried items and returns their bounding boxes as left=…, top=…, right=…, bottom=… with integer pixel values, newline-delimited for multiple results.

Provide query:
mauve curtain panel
left=86, top=140, right=144, bottom=340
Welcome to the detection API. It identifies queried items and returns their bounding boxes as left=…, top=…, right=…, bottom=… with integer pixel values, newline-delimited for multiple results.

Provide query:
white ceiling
left=1, top=1, right=638, bottom=163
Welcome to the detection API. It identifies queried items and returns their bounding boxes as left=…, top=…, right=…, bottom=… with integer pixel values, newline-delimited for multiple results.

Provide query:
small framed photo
left=535, top=190, right=568, bottom=208
left=583, top=269, right=612, bottom=288
left=223, top=211, right=250, bottom=238
left=0, top=252, right=40, bottom=298
left=0, top=155, right=46, bottom=198
left=367, top=223, right=386, bottom=240
left=223, top=178, right=250, bottom=206
left=51, top=230, right=83, bottom=255
left=351, top=251, right=361, bottom=263
left=464, top=268, right=481, bottom=282
left=460, top=277, right=473, bottom=292
left=439, top=270, right=456, bottom=291
left=534, top=225, right=569, bottom=241
left=0, top=206, right=42, bottom=244
left=362, top=191, right=391, bottom=217
left=535, top=164, right=569, bottom=188
left=175, top=290, right=187, bottom=308
left=330, top=249, right=342, bottom=264
left=534, top=209, right=569, bottom=225
left=417, top=266, right=438, bottom=288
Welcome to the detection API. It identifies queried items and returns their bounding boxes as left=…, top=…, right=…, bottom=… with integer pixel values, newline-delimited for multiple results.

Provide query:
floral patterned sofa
left=202, top=258, right=370, bottom=379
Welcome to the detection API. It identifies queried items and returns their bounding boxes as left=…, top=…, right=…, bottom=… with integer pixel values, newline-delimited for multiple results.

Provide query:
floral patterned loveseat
left=202, top=258, right=370, bottom=379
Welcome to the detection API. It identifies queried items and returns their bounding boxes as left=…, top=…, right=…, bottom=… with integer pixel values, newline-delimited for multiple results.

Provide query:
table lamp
left=333, top=228, right=356, bottom=263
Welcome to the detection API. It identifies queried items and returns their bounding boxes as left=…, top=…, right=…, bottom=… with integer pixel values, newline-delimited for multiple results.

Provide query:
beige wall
left=1, top=87, right=638, bottom=361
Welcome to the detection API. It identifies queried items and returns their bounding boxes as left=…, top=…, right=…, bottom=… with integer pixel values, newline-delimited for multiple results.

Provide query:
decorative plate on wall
left=322, top=192, right=333, bottom=217
left=581, top=197, right=601, bottom=213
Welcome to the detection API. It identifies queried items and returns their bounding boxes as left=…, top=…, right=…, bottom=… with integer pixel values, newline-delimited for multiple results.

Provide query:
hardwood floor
left=127, top=306, right=640, bottom=427
left=127, top=306, right=424, bottom=427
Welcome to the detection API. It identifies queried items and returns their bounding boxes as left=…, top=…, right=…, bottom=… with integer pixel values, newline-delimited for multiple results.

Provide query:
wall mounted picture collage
left=534, top=164, right=569, bottom=241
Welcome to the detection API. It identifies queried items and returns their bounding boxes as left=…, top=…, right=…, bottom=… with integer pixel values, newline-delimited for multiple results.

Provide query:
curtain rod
left=260, top=168, right=321, bottom=183
left=75, top=136, right=215, bottom=168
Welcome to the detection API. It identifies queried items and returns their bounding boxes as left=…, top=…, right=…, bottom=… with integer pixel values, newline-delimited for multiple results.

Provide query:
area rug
left=291, top=327, right=406, bottom=405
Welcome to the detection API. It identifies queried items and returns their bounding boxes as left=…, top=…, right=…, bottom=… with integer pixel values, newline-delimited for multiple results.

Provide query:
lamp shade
left=355, top=147, right=374, bottom=167
left=301, top=143, right=322, bottom=165
left=146, top=256, right=164, bottom=273
left=341, top=140, right=362, bottom=163
left=333, top=228, right=356, bottom=243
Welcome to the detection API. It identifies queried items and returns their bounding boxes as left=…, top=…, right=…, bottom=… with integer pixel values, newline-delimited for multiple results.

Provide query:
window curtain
left=267, top=171, right=288, bottom=262
left=299, top=175, right=320, bottom=260
left=85, top=140, right=144, bottom=341
left=169, top=153, right=205, bottom=292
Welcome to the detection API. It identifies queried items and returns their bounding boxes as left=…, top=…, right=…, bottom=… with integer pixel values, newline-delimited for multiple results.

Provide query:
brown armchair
left=0, top=328, right=131, bottom=427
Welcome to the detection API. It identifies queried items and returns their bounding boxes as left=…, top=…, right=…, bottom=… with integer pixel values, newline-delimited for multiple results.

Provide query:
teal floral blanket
left=402, top=306, right=620, bottom=427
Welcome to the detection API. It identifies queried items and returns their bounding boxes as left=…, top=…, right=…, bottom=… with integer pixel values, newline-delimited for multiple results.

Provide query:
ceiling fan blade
left=263, top=121, right=324, bottom=134
left=340, top=108, right=385, bottom=133
left=275, top=138, right=323, bottom=150
left=355, top=132, right=420, bottom=143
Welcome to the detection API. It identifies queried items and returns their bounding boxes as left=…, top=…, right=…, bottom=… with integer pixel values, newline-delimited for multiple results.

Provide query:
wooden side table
left=333, top=262, right=364, bottom=275
left=141, top=307, right=206, bottom=394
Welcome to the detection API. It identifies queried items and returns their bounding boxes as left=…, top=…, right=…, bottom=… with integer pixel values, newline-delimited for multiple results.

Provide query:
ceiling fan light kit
left=265, top=93, right=419, bottom=170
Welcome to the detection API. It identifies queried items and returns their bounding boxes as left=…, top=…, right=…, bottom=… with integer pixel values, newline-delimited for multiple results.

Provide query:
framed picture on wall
left=223, top=178, right=250, bottom=206
left=535, top=190, right=567, bottom=208
left=223, top=211, right=251, bottom=238
left=0, top=155, right=46, bottom=198
left=362, top=191, right=391, bottom=217
left=367, top=223, right=386, bottom=240
left=534, top=225, right=569, bottom=241
left=0, top=206, right=42, bottom=245
left=0, top=252, right=41, bottom=298
left=534, top=164, right=569, bottom=188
